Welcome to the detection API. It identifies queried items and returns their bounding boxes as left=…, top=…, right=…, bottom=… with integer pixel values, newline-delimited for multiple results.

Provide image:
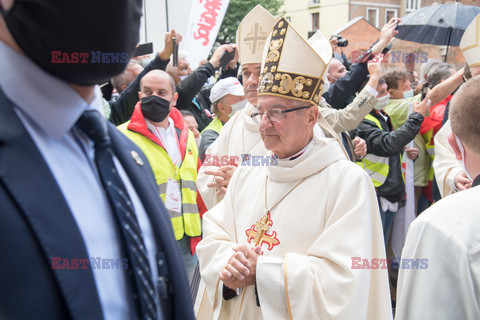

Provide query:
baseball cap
left=209, top=77, right=245, bottom=103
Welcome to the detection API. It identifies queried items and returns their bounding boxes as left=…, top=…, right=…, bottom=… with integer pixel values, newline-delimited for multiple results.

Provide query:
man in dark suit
left=323, top=18, right=398, bottom=110
left=0, top=0, right=194, bottom=319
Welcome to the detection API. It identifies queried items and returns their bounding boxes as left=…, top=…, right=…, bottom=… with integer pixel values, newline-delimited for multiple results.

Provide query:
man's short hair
left=427, top=63, right=454, bottom=89
left=139, top=70, right=176, bottom=93
left=450, top=75, right=480, bottom=152
left=383, top=70, right=408, bottom=90
left=211, top=100, right=222, bottom=116
left=327, top=58, right=343, bottom=74
left=166, top=50, right=189, bottom=74
left=419, top=60, right=441, bottom=83
left=180, top=110, right=194, bottom=118
left=111, top=59, right=138, bottom=93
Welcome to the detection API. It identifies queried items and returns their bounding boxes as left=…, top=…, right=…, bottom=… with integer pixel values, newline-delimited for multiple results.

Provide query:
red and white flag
left=184, top=0, right=230, bottom=68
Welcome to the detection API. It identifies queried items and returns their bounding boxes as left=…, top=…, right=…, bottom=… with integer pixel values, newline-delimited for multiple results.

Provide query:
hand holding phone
left=220, top=50, right=235, bottom=69
left=172, top=36, right=178, bottom=67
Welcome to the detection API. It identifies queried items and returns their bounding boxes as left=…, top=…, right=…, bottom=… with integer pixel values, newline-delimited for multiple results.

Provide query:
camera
left=331, top=35, right=348, bottom=47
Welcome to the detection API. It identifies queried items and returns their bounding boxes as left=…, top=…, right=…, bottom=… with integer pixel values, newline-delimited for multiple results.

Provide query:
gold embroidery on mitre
left=265, top=38, right=283, bottom=63
left=259, top=72, right=274, bottom=92
left=278, top=74, right=292, bottom=94
left=259, top=17, right=325, bottom=104
left=292, top=77, right=306, bottom=97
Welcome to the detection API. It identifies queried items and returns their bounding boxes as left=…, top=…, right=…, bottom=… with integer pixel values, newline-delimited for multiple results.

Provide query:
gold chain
left=264, top=175, right=308, bottom=213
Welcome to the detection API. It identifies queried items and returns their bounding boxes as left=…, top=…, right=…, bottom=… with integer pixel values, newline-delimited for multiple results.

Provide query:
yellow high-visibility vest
left=356, top=114, right=390, bottom=188
left=119, top=123, right=201, bottom=240
left=201, top=117, right=223, bottom=135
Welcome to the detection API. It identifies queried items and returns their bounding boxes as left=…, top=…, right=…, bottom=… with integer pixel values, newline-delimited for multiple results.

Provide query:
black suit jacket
left=0, top=88, right=194, bottom=319
left=322, top=61, right=369, bottom=110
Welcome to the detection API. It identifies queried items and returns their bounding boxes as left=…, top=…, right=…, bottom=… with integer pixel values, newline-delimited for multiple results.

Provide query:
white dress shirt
left=147, top=117, right=183, bottom=167
left=0, top=42, right=162, bottom=319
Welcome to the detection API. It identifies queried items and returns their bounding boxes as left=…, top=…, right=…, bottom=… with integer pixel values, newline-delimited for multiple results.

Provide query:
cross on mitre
left=244, top=23, right=268, bottom=54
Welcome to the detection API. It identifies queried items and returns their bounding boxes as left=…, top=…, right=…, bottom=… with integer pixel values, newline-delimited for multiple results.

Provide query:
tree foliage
left=215, top=0, right=284, bottom=45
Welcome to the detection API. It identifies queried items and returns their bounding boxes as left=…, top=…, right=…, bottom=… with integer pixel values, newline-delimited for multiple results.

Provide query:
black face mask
left=141, top=95, right=171, bottom=122
left=2, top=0, right=142, bottom=86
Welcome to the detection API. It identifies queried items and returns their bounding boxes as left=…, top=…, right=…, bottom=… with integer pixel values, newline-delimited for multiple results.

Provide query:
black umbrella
left=396, top=2, right=480, bottom=61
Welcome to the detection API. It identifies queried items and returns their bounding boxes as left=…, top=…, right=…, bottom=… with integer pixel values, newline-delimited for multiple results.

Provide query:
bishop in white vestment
left=196, top=17, right=392, bottom=320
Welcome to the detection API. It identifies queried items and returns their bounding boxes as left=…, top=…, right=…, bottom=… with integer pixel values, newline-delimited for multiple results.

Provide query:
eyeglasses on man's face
left=250, top=105, right=311, bottom=123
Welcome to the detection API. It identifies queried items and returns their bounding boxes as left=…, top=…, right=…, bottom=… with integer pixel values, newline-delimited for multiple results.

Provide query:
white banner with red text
left=184, top=0, right=230, bottom=69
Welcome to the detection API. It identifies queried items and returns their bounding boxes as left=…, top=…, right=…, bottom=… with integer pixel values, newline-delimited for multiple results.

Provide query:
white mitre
left=460, top=13, right=480, bottom=67
left=258, top=17, right=332, bottom=105
left=236, top=4, right=277, bottom=65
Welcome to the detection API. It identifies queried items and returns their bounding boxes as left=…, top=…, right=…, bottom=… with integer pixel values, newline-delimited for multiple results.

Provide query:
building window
left=366, top=8, right=379, bottom=28
left=406, top=0, right=421, bottom=12
left=385, top=9, right=397, bottom=24
left=312, top=12, right=319, bottom=31
left=310, top=0, right=320, bottom=4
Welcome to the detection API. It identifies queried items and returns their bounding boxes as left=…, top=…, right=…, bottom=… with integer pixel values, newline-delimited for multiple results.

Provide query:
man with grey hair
left=111, top=59, right=144, bottom=93
left=165, top=45, right=239, bottom=130
left=197, top=17, right=391, bottom=320
left=426, top=63, right=455, bottom=89
left=198, top=77, right=246, bottom=159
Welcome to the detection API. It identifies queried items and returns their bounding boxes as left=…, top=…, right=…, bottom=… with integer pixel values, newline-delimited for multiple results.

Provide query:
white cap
left=209, top=77, right=245, bottom=103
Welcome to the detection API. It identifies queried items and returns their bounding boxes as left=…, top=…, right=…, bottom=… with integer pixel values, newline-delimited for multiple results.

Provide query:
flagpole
left=165, top=0, right=170, bottom=31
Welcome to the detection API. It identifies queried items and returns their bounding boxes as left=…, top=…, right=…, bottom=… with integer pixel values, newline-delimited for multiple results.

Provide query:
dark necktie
left=76, top=110, right=157, bottom=320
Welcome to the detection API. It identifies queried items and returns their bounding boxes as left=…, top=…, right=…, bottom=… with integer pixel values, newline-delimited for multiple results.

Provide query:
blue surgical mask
left=374, top=94, right=390, bottom=111
left=322, top=78, right=331, bottom=93
left=403, top=89, right=414, bottom=99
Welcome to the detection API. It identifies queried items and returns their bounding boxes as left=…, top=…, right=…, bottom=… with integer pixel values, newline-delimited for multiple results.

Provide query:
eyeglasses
left=250, top=105, right=312, bottom=123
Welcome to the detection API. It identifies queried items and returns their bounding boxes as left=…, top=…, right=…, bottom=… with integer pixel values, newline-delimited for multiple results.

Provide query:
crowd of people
left=1, top=0, right=480, bottom=319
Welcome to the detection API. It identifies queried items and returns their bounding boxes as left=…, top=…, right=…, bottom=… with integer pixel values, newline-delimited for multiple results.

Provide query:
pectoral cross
left=245, top=211, right=280, bottom=250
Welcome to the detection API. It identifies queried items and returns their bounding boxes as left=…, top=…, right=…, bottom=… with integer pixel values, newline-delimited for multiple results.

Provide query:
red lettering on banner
left=193, top=0, right=223, bottom=46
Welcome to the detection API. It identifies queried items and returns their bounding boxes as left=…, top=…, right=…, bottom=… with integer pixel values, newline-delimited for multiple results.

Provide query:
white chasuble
left=196, top=136, right=392, bottom=319
left=396, top=185, right=480, bottom=320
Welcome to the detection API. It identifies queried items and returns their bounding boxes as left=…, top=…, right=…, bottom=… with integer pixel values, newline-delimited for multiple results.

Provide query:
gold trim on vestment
left=283, top=253, right=293, bottom=320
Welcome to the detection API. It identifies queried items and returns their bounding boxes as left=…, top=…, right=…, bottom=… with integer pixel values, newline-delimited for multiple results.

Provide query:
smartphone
left=421, top=83, right=429, bottom=100
left=172, top=36, right=178, bottom=67
left=220, top=50, right=235, bottom=69
left=132, top=42, right=153, bottom=57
